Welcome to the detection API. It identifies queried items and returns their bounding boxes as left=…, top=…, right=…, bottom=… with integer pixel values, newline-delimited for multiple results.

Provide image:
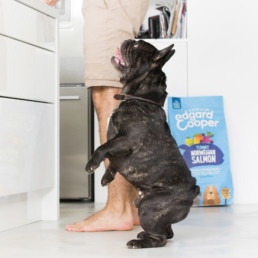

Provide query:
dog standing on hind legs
left=85, top=40, right=200, bottom=248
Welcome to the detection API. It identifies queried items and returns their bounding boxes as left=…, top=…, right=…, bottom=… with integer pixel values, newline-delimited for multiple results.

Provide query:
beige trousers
left=82, top=0, right=149, bottom=88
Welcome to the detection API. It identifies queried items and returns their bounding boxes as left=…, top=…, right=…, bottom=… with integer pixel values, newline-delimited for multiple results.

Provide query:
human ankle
left=105, top=203, right=134, bottom=218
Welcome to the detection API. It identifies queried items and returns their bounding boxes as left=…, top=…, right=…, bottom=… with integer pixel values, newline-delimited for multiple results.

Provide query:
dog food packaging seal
left=167, top=96, right=233, bottom=206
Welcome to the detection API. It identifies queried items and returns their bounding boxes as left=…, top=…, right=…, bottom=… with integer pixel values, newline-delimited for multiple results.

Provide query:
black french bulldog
left=85, top=40, right=200, bottom=249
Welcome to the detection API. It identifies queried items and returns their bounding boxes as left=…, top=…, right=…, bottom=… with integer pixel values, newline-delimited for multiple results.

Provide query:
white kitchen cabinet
left=0, top=0, right=59, bottom=231
left=0, top=35, right=55, bottom=102
left=0, top=0, right=56, bottom=51
left=0, top=98, right=55, bottom=196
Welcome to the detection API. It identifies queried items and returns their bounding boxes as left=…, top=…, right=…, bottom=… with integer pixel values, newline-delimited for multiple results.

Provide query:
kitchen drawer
left=0, top=35, right=55, bottom=103
left=0, top=98, right=55, bottom=197
left=0, top=0, right=56, bottom=51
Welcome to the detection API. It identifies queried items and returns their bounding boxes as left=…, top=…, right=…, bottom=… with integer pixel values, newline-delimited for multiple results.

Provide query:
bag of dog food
left=167, top=96, right=233, bottom=206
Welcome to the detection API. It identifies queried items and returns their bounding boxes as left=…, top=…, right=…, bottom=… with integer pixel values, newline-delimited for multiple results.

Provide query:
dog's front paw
left=101, top=167, right=116, bottom=186
left=101, top=174, right=114, bottom=186
left=101, top=173, right=114, bottom=186
left=85, top=159, right=100, bottom=174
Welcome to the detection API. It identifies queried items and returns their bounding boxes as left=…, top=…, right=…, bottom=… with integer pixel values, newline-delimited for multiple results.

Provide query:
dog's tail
left=193, top=185, right=200, bottom=199
left=190, top=177, right=200, bottom=199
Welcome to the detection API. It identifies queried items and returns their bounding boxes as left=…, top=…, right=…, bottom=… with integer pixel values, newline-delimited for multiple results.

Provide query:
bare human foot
left=65, top=205, right=139, bottom=232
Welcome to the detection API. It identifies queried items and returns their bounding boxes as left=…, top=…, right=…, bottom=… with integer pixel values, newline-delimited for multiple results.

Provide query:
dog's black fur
left=86, top=40, right=200, bottom=248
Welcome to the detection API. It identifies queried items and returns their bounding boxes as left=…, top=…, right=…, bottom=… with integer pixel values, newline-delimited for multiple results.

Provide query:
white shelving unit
left=0, top=0, right=59, bottom=231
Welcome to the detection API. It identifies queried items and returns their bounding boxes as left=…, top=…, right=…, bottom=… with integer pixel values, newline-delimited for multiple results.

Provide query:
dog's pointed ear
left=152, top=44, right=175, bottom=69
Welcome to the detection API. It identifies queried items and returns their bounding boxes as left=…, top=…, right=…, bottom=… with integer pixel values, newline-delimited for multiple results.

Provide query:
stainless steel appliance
left=60, top=84, right=93, bottom=200
left=57, top=0, right=94, bottom=200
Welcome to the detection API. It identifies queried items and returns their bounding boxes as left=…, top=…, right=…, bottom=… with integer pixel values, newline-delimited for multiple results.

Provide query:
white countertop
left=15, top=0, right=58, bottom=17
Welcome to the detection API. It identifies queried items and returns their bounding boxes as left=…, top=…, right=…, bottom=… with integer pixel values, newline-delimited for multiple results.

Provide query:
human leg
left=65, top=0, right=148, bottom=232
left=91, top=86, right=139, bottom=222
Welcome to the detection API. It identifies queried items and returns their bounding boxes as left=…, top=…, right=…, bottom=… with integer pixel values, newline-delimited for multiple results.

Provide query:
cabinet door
left=0, top=98, right=55, bottom=197
left=0, top=0, right=56, bottom=51
left=60, top=87, right=91, bottom=199
left=0, top=35, right=55, bottom=103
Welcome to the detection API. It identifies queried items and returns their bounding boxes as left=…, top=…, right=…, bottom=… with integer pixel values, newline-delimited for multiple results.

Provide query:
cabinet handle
left=60, top=96, right=80, bottom=100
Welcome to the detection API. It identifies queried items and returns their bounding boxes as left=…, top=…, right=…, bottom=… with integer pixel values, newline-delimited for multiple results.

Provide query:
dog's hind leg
left=127, top=193, right=187, bottom=248
left=127, top=206, right=168, bottom=248
left=127, top=232, right=167, bottom=249
left=137, top=224, right=173, bottom=240
left=101, top=165, right=117, bottom=186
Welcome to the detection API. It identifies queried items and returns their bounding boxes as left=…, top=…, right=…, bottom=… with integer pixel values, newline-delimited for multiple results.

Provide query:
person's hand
left=40, top=0, right=59, bottom=7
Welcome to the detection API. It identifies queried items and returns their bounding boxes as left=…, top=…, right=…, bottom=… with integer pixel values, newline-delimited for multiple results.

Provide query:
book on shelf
left=148, top=15, right=160, bottom=39
left=171, top=0, right=187, bottom=38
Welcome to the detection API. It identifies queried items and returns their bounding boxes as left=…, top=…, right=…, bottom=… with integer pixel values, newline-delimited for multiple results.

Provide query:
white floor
left=0, top=203, right=258, bottom=258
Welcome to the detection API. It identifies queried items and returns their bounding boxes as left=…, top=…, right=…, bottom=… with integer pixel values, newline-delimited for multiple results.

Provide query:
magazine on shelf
left=171, top=0, right=187, bottom=38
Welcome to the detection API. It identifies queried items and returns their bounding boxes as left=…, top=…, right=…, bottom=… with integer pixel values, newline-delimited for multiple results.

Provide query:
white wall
left=188, top=0, right=258, bottom=204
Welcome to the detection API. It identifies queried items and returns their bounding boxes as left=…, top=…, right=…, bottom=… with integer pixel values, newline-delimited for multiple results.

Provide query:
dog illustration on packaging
left=202, top=185, right=221, bottom=206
